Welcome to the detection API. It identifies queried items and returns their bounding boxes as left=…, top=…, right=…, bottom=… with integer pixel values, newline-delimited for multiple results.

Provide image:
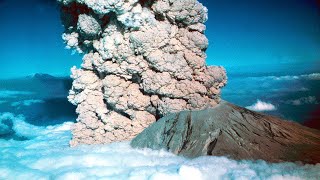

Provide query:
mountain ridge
left=131, top=101, right=320, bottom=164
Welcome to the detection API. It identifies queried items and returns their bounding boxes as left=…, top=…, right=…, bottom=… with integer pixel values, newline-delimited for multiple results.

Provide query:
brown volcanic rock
left=131, top=101, right=320, bottom=164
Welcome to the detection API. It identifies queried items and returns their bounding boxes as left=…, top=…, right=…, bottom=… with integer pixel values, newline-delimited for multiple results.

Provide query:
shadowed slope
left=131, top=101, right=320, bottom=164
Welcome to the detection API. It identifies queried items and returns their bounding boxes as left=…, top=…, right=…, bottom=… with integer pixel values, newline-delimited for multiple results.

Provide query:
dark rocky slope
left=131, top=101, right=320, bottom=164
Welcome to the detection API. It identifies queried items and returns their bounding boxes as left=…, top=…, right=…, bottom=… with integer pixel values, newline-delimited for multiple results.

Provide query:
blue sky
left=0, top=0, right=319, bottom=78
left=200, top=0, right=320, bottom=67
left=0, top=0, right=81, bottom=78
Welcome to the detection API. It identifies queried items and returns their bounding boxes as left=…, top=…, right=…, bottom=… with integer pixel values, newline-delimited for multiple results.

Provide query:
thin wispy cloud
left=285, top=96, right=318, bottom=106
left=300, top=73, right=320, bottom=80
left=11, top=99, right=44, bottom=107
left=256, top=73, right=320, bottom=81
left=0, top=90, right=34, bottom=98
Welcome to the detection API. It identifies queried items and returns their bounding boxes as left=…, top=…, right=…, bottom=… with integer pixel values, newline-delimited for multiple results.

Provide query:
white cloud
left=271, top=75, right=300, bottom=81
left=0, top=113, right=318, bottom=179
left=264, top=73, right=320, bottom=81
left=0, top=90, right=34, bottom=98
left=298, top=87, right=309, bottom=92
left=11, top=99, right=44, bottom=107
left=246, top=100, right=276, bottom=111
left=300, top=73, right=320, bottom=80
left=286, top=96, right=318, bottom=106
left=248, top=73, right=320, bottom=82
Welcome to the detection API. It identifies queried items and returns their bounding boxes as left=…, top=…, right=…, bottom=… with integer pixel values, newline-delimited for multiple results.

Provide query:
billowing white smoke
left=0, top=113, right=319, bottom=180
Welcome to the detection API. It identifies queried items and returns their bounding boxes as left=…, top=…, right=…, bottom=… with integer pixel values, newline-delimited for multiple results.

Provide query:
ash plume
left=58, top=0, right=227, bottom=146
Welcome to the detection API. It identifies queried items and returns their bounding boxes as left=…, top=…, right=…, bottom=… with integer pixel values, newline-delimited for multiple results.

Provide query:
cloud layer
left=0, top=113, right=319, bottom=179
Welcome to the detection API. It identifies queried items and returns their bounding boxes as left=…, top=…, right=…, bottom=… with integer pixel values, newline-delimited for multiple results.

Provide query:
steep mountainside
left=131, top=101, right=320, bottom=164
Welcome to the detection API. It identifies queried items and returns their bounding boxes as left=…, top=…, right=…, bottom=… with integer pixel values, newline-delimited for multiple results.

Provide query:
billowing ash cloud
left=58, top=0, right=227, bottom=146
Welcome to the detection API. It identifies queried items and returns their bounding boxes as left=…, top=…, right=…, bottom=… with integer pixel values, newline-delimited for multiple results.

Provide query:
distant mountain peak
left=26, top=73, right=57, bottom=80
